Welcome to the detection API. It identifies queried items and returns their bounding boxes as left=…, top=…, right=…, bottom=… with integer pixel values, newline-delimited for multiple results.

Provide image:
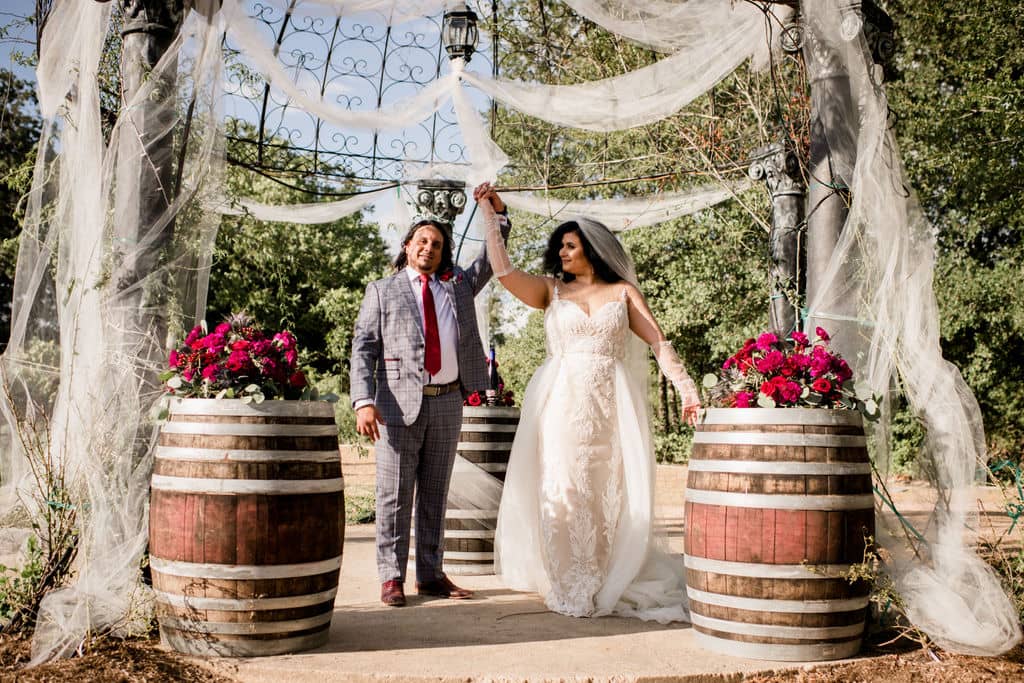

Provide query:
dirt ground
left=1, top=633, right=1022, bottom=682
left=748, top=644, right=1024, bottom=683
left=0, top=633, right=234, bottom=683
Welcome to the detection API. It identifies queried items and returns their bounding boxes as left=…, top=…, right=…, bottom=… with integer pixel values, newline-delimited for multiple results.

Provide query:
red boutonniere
left=439, top=270, right=463, bottom=284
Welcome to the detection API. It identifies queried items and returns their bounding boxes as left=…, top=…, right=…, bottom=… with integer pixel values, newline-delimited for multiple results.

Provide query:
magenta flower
left=214, top=322, right=231, bottom=335
left=815, top=326, right=831, bottom=342
left=251, top=339, right=272, bottom=356
left=754, top=350, right=785, bottom=374
left=735, top=391, right=755, bottom=408
left=273, top=331, right=297, bottom=351
left=790, top=331, right=809, bottom=346
left=184, top=326, right=203, bottom=346
left=225, top=350, right=251, bottom=373
left=756, top=332, right=779, bottom=351
left=168, top=349, right=180, bottom=369
left=201, top=364, right=219, bottom=381
left=835, top=359, right=853, bottom=382
left=780, top=381, right=802, bottom=403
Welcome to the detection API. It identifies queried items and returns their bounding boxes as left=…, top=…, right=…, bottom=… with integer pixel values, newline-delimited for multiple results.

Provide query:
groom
left=350, top=183, right=509, bottom=607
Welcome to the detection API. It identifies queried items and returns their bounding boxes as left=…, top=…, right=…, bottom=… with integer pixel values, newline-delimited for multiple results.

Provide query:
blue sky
left=1, top=0, right=37, bottom=83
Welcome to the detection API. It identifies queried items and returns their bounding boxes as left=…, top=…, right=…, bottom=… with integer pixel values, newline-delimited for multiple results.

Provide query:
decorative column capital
left=413, top=180, right=468, bottom=227
left=748, top=142, right=803, bottom=198
left=119, top=0, right=185, bottom=39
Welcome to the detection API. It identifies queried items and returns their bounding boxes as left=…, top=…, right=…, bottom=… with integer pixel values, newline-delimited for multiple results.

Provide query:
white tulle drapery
left=801, top=0, right=1021, bottom=655
left=501, top=183, right=749, bottom=232
left=1, top=0, right=227, bottom=663
left=1, top=0, right=1018, bottom=665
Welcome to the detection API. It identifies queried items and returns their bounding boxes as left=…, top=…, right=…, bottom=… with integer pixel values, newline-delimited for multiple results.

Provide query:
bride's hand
left=473, top=182, right=506, bottom=213
left=681, top=401, right=701, bottom=427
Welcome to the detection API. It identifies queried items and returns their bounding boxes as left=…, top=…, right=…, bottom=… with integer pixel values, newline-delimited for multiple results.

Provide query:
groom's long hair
left=392, top=219, right=455, bottom=274
left=543, top=221, right=625, bottom=284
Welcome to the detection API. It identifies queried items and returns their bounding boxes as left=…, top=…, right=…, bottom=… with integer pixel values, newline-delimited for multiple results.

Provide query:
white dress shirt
left=405, top=266, right=460, bottom=385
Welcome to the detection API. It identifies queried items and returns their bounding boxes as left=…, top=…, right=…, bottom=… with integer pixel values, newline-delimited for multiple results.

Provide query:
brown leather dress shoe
left=381, top=579, right=406, bottom=607
left=416, top=574, right=473, bottom=599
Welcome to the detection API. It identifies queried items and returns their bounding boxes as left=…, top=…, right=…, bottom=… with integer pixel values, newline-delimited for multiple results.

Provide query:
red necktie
left=420, top=274, right=442, bottom=376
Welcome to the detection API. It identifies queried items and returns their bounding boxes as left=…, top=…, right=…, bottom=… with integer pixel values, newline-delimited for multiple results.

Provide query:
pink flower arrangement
left=161, top=314, right=308, bottom=401
left=705, top=326, right=877, bottom=417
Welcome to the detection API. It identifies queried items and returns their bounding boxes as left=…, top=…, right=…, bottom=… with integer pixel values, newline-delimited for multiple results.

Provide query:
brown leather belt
left=423, top=381, right=460, bottom=397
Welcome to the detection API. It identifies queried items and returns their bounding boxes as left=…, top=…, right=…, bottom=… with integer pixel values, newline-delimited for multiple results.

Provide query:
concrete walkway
left=194, top=455, right=1016, bottom=683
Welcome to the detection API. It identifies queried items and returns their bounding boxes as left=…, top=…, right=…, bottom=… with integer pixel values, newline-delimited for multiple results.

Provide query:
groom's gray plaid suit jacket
left=349, top=221, right=510, bottom=424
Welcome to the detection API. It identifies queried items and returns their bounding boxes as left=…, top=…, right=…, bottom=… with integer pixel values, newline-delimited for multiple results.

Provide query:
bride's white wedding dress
left=494, top=285, right=689, bottom=623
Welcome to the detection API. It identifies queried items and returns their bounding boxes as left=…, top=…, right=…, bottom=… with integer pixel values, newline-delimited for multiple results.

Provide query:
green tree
left=207, top=128, right=390, bottom=385
left=0, top=68, right=41, bottom=349
left=883, top=1, right=1024, bottom=462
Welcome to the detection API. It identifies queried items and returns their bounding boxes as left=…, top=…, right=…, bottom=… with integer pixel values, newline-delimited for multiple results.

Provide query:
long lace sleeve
left=479, top=199, right=513, bottom=277
left=653, top=341, right=701, bottom=409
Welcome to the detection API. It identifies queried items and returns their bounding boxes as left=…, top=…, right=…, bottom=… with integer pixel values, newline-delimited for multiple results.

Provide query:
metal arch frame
left=223, top=1, right=497, bottom=187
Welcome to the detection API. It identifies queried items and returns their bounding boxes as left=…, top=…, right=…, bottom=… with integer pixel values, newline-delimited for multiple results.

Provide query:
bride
left=474, top=183, right=702, bottom=621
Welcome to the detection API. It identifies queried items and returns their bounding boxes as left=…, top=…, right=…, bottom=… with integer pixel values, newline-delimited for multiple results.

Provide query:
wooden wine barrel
left=150, top=398, right=344, bottom=657
left=684, top=408, right=874, bottom=662
left=445, top=405, right=519, bottom=576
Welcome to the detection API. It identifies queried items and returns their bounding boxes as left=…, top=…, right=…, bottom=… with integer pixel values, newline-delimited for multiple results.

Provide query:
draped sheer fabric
left=0, top=0, right=1017, bottom=664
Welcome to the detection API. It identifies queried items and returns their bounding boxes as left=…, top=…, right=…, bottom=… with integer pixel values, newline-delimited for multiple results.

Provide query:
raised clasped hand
left=473, top=181, right=506, bottom=214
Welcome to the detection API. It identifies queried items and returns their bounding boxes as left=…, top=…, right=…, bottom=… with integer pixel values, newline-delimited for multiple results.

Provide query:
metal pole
left=110, top=0, right=185, bottom=353
left=801, top=1, right=894, bottom=334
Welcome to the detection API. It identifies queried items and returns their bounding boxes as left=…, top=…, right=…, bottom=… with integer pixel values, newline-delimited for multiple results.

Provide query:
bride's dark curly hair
left=542, top=221, right=624, bottom=283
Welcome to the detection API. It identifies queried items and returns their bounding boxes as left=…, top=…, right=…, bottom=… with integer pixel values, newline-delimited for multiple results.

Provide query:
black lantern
left=442, top=4, right=479, bottom=63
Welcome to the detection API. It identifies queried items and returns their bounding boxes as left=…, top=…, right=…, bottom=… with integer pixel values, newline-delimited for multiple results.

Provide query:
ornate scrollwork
left=223, top=4, right=495, bottom=186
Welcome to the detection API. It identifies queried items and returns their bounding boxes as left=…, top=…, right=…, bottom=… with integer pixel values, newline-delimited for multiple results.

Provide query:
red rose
left=466, top=392, right=482, bottom=406
left=812, top=378, right=832, bottom=393
left=288, top=370, right=307, bottom=388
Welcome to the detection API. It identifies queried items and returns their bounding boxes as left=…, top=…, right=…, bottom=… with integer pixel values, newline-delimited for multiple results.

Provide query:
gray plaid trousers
left=374, top=390, right=463, bottom=583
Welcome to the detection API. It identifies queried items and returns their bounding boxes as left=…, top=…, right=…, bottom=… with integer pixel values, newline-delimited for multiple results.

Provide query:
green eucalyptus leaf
left=702, top=373, right=719, bottom=389
left=244, top=384, right=260, bottom=394
left=800, top=386, right=810, bottom=399
left=158, top=370, right=175, bottom=382
left=240, top=395, right=253, bottom=404
left=321, top=392, right=340, bottom=403
left=253, top=393, right=266, bottom=404
left=215, top=389, right=228, bottom=400
left=225, top=388, right=235, bottom=398
left=756, top=394, right=776, bottom=408
left=166, top=376, right=182, bottom=389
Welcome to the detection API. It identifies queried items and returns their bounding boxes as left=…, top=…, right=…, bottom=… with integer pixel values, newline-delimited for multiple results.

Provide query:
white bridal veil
left=0, top=0, right=1018, bottom=663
